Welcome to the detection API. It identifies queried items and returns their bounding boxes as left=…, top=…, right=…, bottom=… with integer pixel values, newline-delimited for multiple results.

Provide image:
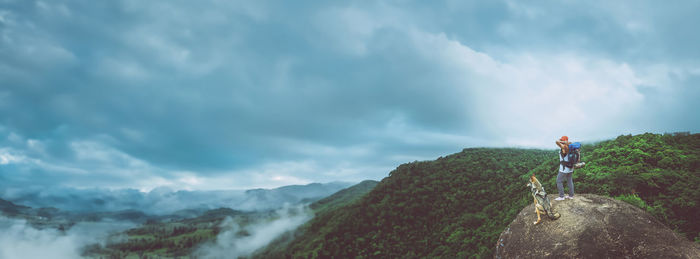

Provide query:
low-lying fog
left=0, top=182, right=350, bottom=258
left=0, top=217, right=135, bottom=259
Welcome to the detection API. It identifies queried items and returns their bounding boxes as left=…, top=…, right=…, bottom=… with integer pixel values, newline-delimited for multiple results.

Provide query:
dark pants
left=556, top=171, right=574, bottom=198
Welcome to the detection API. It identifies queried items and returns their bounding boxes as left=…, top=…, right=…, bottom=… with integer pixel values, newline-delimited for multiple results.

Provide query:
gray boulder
left=495, top=194, right=700, bottom=258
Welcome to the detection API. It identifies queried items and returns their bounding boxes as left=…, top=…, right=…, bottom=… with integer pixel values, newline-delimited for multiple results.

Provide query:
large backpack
left=561, top=142, right=581, bottom=169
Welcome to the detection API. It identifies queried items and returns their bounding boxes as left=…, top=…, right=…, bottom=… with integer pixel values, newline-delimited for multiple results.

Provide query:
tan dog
left=527, top=174, right=560, bottom=225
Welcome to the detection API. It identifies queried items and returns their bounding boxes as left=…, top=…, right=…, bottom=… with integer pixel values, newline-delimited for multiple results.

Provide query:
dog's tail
left=548, top=211, right=561, bottom=220
left=542, top=195, right=561, bottom=220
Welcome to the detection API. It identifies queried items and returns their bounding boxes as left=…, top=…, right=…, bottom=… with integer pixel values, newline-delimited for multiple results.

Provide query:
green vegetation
left=261, top=148, right=552, bottom=258
left=83, top=181, right=380, bottom=259
left=615, top=193, right=650, bottom=210
left=533, top=132, right=700, bottom=242
left=83, top=208, right=245, bottom=258
left=249, top=180, right=379, bottom=259
left=258, top=132, right=699, bottom=258
left=310, top=180, right=379, bottom=215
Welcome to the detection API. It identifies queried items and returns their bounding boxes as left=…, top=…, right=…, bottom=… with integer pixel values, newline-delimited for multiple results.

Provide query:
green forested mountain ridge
left=263, top=148, right=553, bottom=258
left=310, top=180, right=379, bottom=215
left=250, top=180, right=379, bottom=259
left=263, top=132, right=699, bottom=258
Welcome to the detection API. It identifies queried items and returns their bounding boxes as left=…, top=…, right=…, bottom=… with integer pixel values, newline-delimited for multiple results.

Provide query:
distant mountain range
left=80, top=180, right=380, bottom=258
left=0, top=181, right=357, bottom=235
left=0, top=181, right=353, bottom=214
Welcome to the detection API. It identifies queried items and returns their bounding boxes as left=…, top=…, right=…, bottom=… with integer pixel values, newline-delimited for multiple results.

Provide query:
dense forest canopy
left=263, top=133, right=699, bottom=258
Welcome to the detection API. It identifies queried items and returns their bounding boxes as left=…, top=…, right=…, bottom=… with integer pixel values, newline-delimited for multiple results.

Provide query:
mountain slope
left=0, top=198, right=31, bottom=217
left=277, top=148, right=553, bottom=258
left=310, top=180, right=379, bottom=215
left=272, top=133, right=699, bottom=258
left=250, top=180, right=379, bottom=259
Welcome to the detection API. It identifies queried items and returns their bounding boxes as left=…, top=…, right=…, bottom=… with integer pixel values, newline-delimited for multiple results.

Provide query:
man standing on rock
left=555, top=136, right=575, bottom=201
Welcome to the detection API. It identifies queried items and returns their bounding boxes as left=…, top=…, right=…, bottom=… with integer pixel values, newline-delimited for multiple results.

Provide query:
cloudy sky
left=1, top=0, right=698, bottom=191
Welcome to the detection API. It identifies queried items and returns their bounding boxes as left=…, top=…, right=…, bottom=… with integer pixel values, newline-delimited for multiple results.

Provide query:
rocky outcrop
left=495, top=194, right=700, bottom=258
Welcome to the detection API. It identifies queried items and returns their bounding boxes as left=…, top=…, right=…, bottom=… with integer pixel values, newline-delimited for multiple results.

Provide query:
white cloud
left=0, top=219, right=81, bottom=259
left=71, top=141, right=147, bottom=168
left=0, top=148, right=25, bottom=164
left=1, top=0, right=698, bottom=192
left=199, top=161, right=317, bottom=190
left=0, top=143, right=89, bottom=175
left=195, top=205, right=312, bottom=259
left=0, top=217, right=134, bottom=259
left=407, top=31, right=666, bottom=147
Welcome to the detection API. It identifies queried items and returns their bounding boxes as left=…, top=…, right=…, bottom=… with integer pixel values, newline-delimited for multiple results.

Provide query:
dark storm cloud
left=0, top=0, right=698, bottom=190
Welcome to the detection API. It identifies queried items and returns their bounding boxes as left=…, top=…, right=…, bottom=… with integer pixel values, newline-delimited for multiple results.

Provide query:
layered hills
left=0, top=182, right=365, bottom=258
left=3, top=132, right=696, bottom=258
left=83, top=180, right=379, bottom=258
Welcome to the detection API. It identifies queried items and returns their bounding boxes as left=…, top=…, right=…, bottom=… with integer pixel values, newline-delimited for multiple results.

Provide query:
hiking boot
left=554, top=197, right=566, bottom=201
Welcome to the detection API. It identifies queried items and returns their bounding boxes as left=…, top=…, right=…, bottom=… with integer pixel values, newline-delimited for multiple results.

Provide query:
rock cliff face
left=495, top=194, right=700, bottom=258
